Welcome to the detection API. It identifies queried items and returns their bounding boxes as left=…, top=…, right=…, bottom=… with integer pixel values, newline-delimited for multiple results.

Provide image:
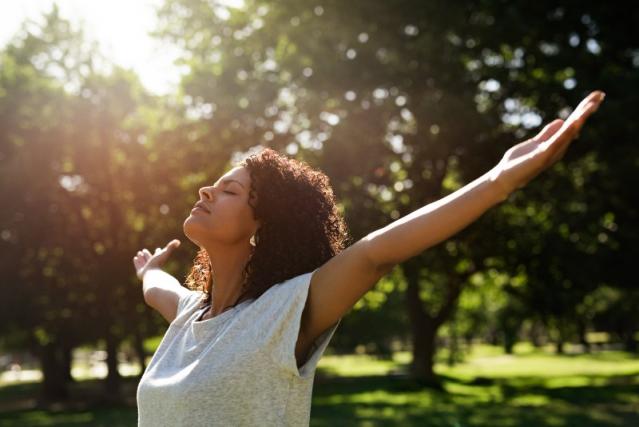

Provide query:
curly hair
left=184, top=147, right=351, bottom=311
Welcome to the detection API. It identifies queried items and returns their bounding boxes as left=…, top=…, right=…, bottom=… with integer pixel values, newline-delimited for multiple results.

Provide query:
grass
left=0, top=344, right=637, bottom=426
left=311, top=345, right=639, bottom=426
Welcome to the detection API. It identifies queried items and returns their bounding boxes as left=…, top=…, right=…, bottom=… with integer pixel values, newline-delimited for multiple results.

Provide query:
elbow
left=143, top=287, right=156, bottom=308
left=360, top=233, right=397, bottom=276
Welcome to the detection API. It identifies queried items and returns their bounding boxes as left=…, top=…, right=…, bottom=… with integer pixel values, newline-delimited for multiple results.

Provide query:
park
left=0, top=1, right=636, bottom=426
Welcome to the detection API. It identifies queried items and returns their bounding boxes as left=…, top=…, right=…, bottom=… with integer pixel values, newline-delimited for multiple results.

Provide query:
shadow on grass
left=0, top=377, right=139, bottom=427
left=499, top=372, right=639, bottom=404
left=1, top=370, right=638, bottom=426
left=310, top=371, right=639, bottom=427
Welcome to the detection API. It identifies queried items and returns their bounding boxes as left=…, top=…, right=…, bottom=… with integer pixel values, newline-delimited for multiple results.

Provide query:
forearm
left=142, top=268, right=181, bottom=296
left=363, top=168, right=510, bottom=268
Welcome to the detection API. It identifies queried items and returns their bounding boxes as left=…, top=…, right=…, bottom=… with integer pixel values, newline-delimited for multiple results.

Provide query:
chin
left=182, top=217, right=199, bottom=243
left=184, top=217, right=213, bottom=248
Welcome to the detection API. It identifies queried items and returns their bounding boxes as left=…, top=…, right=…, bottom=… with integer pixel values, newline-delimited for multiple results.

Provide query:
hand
left=132, top=239, right=181, bottom=280
left=489, top=90, right=606, bottom=197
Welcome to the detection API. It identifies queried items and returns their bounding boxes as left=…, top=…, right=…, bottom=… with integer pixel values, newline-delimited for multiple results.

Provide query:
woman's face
left=183, top=166, right=259, bottom=248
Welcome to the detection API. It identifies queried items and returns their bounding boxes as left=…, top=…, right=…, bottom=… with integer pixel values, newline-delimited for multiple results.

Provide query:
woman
left=133, top=90, right=605, bottom=426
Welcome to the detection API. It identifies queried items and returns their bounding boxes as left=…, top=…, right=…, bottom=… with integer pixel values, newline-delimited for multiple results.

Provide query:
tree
left=149, top=0, right=637, bottom=386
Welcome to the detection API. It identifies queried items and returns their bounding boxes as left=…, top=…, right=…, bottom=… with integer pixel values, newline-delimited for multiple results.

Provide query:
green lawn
left=1, top=344, right=637, bottom=426
left=312, top=345, right=639, bottom=426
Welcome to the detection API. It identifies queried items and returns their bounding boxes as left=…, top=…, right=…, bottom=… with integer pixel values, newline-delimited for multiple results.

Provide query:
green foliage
left=1, top=0, right=637, bottom=400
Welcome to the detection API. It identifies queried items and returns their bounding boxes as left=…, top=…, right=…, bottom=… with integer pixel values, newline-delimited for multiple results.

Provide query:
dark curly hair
left=184, top=147, right=352, bottom=311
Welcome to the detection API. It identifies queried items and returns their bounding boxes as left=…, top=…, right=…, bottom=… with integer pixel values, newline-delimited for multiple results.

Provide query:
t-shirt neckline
left=192, top=299, right=253, bottom=326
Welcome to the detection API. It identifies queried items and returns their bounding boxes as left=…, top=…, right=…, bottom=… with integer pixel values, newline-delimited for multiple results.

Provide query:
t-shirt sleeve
left=258, top=268, right=341, bottom=379
left=174, top=288, right=204, bottom=321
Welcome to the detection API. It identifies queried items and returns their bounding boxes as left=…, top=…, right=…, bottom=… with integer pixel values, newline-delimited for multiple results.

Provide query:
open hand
left=132, top=239, right=181, bottom=280
left=489, top=90, right=606, bottom=197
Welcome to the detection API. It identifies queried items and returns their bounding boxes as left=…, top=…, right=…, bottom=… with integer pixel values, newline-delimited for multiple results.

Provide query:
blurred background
left=0, top=1, right=637, bottom=425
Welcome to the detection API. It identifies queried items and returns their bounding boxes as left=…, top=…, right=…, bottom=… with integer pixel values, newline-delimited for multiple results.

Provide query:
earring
left=249, top=234, right=257, bottom=247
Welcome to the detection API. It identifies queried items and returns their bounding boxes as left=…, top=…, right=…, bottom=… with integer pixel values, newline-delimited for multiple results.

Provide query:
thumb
left=166, top=239, right=181, bottom=251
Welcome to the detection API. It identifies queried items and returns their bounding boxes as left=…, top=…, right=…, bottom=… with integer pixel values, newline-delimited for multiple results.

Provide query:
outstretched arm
left=366, top=90, right=605, bottom=268
left=296, top=90, right=605, bottom=360
left=364, top=167, right=507, bottom=269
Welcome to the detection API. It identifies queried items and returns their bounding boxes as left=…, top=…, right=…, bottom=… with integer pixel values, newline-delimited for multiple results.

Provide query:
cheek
left=237, top=204, right=258, bottom=232
left=184, top=202, right=253, bottom=237
left=220, top=199, right=252, bottom=223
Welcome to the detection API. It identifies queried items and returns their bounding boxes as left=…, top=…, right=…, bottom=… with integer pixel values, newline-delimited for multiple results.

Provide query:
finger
left=577, top=99, right=599, bottom=119
left=539, top=120, right=575, bottom=151
left=155, top=247, right=162, bottom=253
left=143, top=249, right=152, bottom=257
left=551, top=113, right=591, bottom=163
left=534, top=92, right=603, bottom=166
left=564, top=101, right=598, bottom=137
left=565, top=93, right=604, bottom=125
left=573, top=91, right=604, bottom=116
left=507, top=119, right=564, bottom=159
left=532, top=119, right=564, bottom=142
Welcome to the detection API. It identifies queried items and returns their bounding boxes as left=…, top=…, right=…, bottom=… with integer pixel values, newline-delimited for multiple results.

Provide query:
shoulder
left=253, top=268, right=341, bottom=378
left=174, top=289, right=206, bottom=320
left=258, top=270, right=316, bottom=304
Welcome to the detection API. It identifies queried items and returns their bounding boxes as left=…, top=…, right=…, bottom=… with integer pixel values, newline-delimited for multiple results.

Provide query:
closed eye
left=224, top=191, right=236, bottom=195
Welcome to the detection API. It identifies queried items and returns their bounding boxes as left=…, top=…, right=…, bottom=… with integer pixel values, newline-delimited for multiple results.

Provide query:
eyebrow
left=218, top=179, right=246, bottom=189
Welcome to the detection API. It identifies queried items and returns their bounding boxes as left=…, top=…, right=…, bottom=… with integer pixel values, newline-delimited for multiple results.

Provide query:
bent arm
left=363, top=168, right=509, bottom=269
left=143, top=268, right=191, bottom=323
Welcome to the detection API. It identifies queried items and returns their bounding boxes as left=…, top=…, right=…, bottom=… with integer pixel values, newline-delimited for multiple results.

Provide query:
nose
left=198, top=186, right=215, bottom=201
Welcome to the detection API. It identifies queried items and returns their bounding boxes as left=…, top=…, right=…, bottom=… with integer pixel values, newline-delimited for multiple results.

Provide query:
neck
left=203, top=240, right=253, bottom=316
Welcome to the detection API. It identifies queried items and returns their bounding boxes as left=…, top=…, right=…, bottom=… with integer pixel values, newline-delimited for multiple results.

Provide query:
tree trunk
left=529, top=319, right=544, bottom=348
left=577, top=321, right=591, bottom=353
left=103, top=333, right=122, bottom=399
left=134, top=330, right=147, bottom=379
left=622, top=331, right=637, bottom=353
left=503, top=332, right=516, bottom=355
left=502, top=319, right=520, bottom=355
left=408, top=315, right=440, bottom=388
left=403, top=260, right=466, bottom=390
left=447, top=314, right=460, bottom=366
left=554, top=320, right=567, bottom=354
left=39, top=341, right=70, bottom=404
left=62, top=341, right=74, bottom=382
left=404, top=261, right=442, bottom=388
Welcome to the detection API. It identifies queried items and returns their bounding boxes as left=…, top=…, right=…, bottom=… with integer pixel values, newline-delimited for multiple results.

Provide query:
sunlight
left=0, top=0, right=183, bottom=95
left=218, top=0, right=246, bottom=9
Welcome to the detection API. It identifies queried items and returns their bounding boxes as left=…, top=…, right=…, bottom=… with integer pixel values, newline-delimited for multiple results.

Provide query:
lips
left=193, top=201, right=211, bottom=214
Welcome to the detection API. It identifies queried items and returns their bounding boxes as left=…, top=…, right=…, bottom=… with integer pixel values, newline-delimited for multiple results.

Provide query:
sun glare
left=0, top=0, right=199, bottom=95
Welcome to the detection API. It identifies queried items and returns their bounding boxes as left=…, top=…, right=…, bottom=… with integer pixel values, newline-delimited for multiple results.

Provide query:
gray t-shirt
left=136, top=269, right=341, bottom=426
